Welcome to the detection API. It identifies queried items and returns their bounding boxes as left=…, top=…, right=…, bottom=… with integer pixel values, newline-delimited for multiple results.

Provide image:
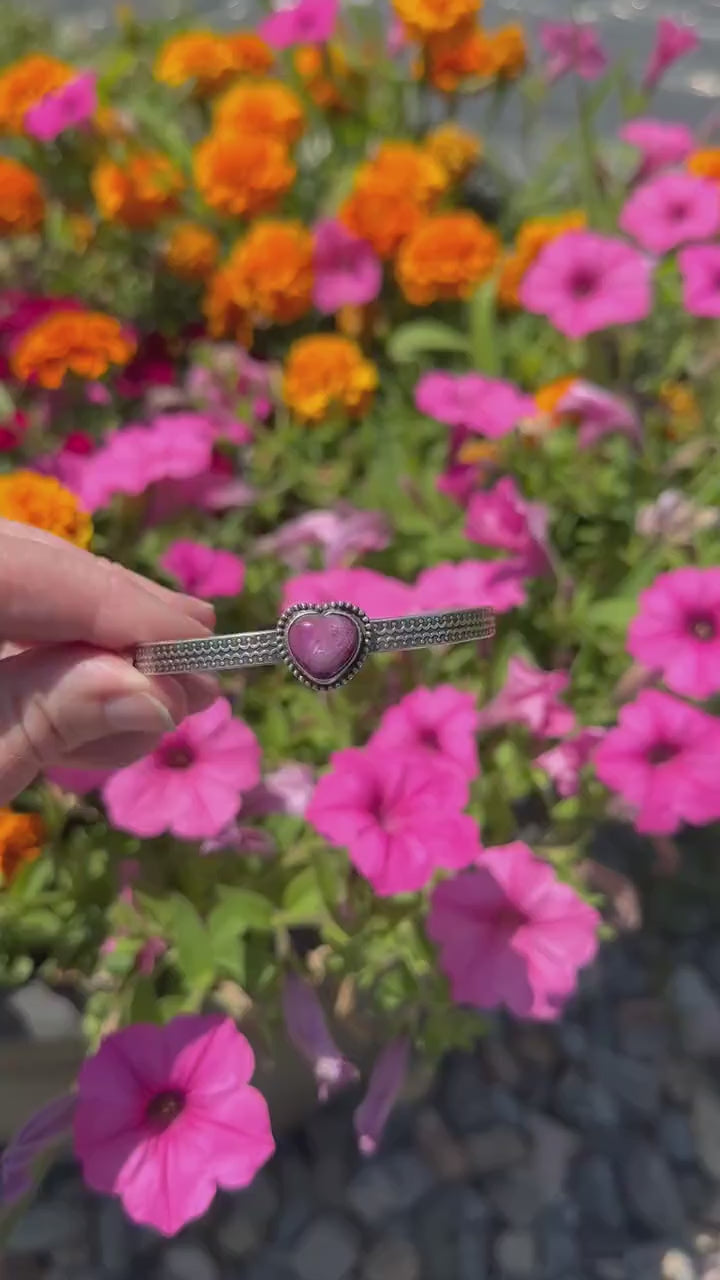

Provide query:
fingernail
left=104, top=694, right=177, bottom=736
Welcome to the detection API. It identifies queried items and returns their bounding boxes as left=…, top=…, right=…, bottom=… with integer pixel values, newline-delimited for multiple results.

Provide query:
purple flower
left=556, top=380, right=641, bottom=448
left=678, top=243, right=720, bottom=317
left=643, top=18, right=699, bottom=94
left=354, top=1038, right=410, bottom=1156
left=25, top=71, right=97, bottom=142
left=539, top=22, right=608, bottom=83
left=312, top=219, right=382, bottom=314
left=619, top=118, right=695, bottom=179
left=243, top=763, right=316, bottom=819
left=257, top=503, right=391, bottom=570
left=1, top=1096, right=76, bottom=1204
left=259, top=0, right=338, bottom=49
left=159, top=540, right=245, bottom=599
left=415, top=372, right=534, bottom=438
left=464, top=476, right=550, bottom=576
left=282, top=975, right=358, bottom=1102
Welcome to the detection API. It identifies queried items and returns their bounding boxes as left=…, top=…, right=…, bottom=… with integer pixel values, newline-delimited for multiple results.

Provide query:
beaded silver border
left=276, top=601, right=371, bottom=692
left=133, top=605, right=496, bottom=683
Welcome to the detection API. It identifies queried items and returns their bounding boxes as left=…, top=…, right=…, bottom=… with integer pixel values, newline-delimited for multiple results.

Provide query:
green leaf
left=583, top=596, right=638, bottom=632
left=213, top=889, right=275, bottom=932
left=279, top=866, right=326, bottom=925
left=387, top=320, right=469, bottom=364
left=127, top=975, right=161, bottom=1024
left=167, top=894, right=214, bottom=993
left=468, top=278, right=500, bottom=375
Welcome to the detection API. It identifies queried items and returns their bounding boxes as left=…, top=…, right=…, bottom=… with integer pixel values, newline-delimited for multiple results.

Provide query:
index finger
left=0, top=521, right=215, bottom=648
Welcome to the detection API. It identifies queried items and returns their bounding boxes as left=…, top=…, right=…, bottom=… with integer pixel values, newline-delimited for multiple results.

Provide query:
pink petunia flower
left=427, top=841, right=600, bottom=1019
left=243, top=763, right=316, bottom=819
left=186, top=344, right=274, bottom=425
left=594, top=689, right=720, bottom=834
left=627, top=567, right=720, bottom=700
left=678, top=243, right=720, bottom=317
left=535, top=729, right=605, bottom=797
left=354, top=1037, right=410, bottom=1156
left=73, top=1015, right=275, bottom=1236
left=1, top=1095, right=77, bottom=1205
left=77, top=413, right=216, bottom=512
left=45, top=765, right=112, bottom=795
left=521, top=230, right=653, bottom=339
left=555, top=380, right=641, bottom=448
left=415, top=372, right=534, bottom=438
left=258, top=503, right=391, bottom=571
left=25, top=71, right=97, bottom=142
left=282, top=975, right=359, bottom=1101
left=539, top=22, right=608, bottom=82
left=199, top=823, right=276, bottom=858
left=619, top=118, right=695, bottom=179
left=477, top=656, right=576, bottom=737
left=282, top=566, right=415, bottom=618
left=306, top=746, right=482, bottom=896
left=464, top=476, right=550, bottom=575
left=415, top=559, right=528, bottom=614
left=620, top=171, right=720, bottom=255
left=103, top=699, right=261, bottom=841
left=312, top=219, right=382, bottom=314
left=160, top=540, right=245, bottom=599
left=259, top=0, right=338, bottom=49
left=643, top=18, right=699, bottom=94
left=370, top=685, right=480, bottom=780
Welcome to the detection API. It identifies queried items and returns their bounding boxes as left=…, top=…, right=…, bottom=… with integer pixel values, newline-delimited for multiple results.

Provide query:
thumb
left=0, top=646, right=184, bottom=804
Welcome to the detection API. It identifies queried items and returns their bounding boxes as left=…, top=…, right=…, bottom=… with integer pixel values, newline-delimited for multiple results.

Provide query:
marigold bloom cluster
left=154, top=29, right=274, bottom=95
left=0, top=472, right=93, bottom=548
left=0, top=157, right=45, bottom=236
left=92, top=152, right=184, bottom=229
left=0, top=809, right=46, bottom=885
left=282, top=334, right=378, bottom=422
left=10, top=310, right=136, bottom=389
left=0, top=54, right=73, bottom=134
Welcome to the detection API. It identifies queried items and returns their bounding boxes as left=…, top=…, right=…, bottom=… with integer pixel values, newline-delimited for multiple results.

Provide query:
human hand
left=0, top=520, right=220, bottom=803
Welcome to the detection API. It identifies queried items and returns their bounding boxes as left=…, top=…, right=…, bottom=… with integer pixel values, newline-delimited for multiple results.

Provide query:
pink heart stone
left=286, top=610, right=363, bottom=685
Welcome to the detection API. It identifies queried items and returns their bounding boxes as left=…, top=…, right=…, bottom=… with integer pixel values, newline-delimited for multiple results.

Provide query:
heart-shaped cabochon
left=278, top=603, right=370, bottom=690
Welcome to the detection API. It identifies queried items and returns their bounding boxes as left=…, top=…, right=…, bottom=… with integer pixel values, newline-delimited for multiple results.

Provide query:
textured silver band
left=134, top=607, right=495, bottom=677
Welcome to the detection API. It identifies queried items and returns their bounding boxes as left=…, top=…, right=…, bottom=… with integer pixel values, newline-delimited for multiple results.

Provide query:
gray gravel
left=8, top=906, right=720, bottom=1280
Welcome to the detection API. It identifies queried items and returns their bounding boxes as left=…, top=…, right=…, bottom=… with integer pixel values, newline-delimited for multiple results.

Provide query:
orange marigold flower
left=293, top=44, right=352, bottom=111
left=687, top=148, right=720, bottom=183
left=0, top=157, right=45, bottom=236
left=340, top=141, right=447, bottom=259
left=0, top=472, right=92, bottom=548
left=488, top=23, right=528, bottom=78
left=203, top=265, right=253, bottom=343
left=283, top=334, right=378, bottom=422
left=226, top=220, right=314, bottom=325
left=425, top=122, right=482, bottom=181
left=155, top=30, right=274, bottom=95
left=396, top=210, right=500, bottom=305
left=67, top=212, right=95, bottom=251
left=421, top=26, right=498, bottom=91
left=457, top=438, right=500, bottom=466
left=0, top=54, right=73, bottom=134
left=498, top=210, right=586, bottom=308
left=0, top=809, right=45, bottom=885
left=214, top=79, right=304, bottom=144
left=659, top=380, right=702, bottom=437
left=392, top=0, right=480, bottom=42
left=92, top=104, right=133, bottom=139
left=11, top=309, right=136, bottom=391
left=164, top=222, right=220, bottom=281
left=92, top=152, right=184, bottom=229
left=224, top=32, right=275, bottom=76
left=534, top=375, right=578, bottom=418
left=194, top=130, right=295, bottom=219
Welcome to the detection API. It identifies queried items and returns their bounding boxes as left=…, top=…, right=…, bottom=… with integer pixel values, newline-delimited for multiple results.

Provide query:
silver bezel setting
left=277, top=601, right=371, bottom=691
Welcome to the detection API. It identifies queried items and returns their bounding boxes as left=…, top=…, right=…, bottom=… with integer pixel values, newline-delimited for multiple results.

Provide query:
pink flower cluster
left=282, top=558, right=530, bottom=618
left=307, top=684, right=483, bottom=896
left=428, top=841, right=600, bottom=1019
left=415, top=372, right=534, bottom=437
